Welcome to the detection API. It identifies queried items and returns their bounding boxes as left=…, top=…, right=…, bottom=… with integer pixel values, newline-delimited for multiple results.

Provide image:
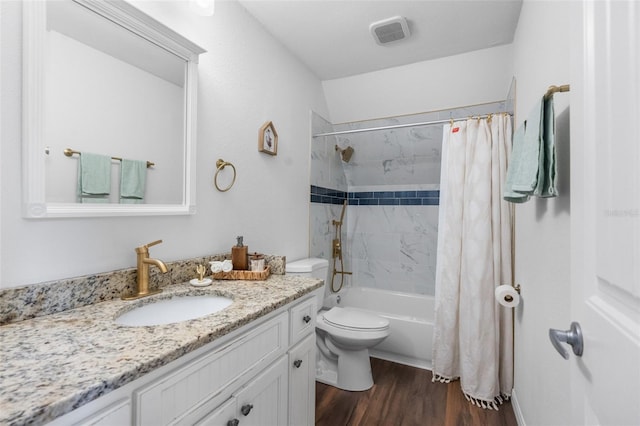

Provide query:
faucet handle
left=136, top=240, right=163, bottom=253
left=145, top=239, right=163, bottom=248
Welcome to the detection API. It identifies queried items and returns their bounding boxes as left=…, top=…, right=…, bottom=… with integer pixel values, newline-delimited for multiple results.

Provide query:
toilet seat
left=322, top=307, right=389, bottom=332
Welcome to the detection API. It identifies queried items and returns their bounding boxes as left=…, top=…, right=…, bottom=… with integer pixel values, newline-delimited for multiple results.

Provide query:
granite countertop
left=0, top=275, right=322, bottom=426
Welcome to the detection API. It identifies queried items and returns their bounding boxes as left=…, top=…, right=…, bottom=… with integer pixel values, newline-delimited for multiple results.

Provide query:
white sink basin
left=115, top=295, right=233, bottom=326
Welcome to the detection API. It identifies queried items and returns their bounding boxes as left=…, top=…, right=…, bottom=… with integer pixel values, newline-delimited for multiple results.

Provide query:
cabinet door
left=194, top=397, right=237, bottom=426
left=234, top=356, right=288, bottom=426
left=288, top=333, right=316, bottom=426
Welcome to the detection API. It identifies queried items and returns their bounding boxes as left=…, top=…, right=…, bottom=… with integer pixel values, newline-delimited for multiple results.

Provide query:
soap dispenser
left=231, top=236, right=248, bottom=270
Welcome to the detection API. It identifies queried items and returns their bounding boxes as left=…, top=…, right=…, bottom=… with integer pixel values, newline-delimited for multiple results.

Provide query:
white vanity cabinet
left=47, top=294, right=317, bottom=426
left=135, top=312, right=289, bottom=425
left=287, top=297, right=317, bottom=426
left=194, top=293, right=317, bottom=426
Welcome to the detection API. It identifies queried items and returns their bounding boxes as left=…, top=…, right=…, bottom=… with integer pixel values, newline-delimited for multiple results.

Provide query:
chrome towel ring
left=214, top=159, right=236, bottom=192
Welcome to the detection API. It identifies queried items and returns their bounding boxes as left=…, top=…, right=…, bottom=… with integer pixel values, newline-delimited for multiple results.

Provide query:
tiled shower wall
left=310, top=101, right=508, bottom=296
left=309, top=113, right=348, bottom=269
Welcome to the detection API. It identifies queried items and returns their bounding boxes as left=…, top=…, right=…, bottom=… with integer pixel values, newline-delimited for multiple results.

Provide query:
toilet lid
left=323, top=307, right=389, bottom=331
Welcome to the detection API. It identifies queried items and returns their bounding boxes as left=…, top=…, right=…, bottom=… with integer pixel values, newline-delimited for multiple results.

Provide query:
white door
left=570, top=1, right=640, bottom=425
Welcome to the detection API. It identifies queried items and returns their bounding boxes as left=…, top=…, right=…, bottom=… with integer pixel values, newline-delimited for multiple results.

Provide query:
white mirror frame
left=22, top=0, right=206, bottom=218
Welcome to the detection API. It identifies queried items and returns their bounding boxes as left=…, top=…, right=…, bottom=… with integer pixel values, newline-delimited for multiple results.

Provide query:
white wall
left=510, top=1, right=572, bottom=425
left=322, top=44, right=514, bottom=123
left=0, top=0, right=329, bottom=287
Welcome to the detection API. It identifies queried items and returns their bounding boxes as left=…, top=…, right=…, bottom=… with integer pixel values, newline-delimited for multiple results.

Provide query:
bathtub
left=324, top=287, right=433, bottom=370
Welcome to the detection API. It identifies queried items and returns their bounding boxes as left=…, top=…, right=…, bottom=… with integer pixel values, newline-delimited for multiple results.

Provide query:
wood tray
left=212, top=266, right=271, bottom=281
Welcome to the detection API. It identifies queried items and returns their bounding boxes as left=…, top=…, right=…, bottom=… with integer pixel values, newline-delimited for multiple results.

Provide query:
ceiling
left=238, top=0, right=523, bottom=81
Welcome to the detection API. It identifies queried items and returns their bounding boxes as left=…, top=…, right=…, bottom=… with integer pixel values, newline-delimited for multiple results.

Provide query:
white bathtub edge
left=328, top=286, right=434, bottom=370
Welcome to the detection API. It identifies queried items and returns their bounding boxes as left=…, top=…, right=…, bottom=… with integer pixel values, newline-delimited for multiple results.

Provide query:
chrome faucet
left=122, top=240, right=168, bottom=300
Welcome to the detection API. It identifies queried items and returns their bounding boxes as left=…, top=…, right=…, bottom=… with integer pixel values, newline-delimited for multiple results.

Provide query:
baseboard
left=369, top=350, right=432, bottom=371
left=511, top=388, right=526, bottom=426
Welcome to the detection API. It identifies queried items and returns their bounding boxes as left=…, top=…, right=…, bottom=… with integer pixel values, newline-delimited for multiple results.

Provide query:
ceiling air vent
left=370, top=16, right=410, bottom=45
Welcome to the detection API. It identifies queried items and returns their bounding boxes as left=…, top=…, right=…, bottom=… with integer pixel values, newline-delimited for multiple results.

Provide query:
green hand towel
left=120, top=159, right=146, bottom=204
left=536, top=98, right=558, bottom=197
left=77, top=152, right=111, bottom=203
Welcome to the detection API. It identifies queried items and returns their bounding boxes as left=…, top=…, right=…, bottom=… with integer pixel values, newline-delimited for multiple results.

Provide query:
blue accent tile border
left=311, top=185, right=439, bottom=206
left=310, top=185, right=348, bottom=205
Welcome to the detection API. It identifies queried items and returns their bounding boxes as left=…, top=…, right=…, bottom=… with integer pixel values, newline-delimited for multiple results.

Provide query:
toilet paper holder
left=503, top=284, right=521, bottom=302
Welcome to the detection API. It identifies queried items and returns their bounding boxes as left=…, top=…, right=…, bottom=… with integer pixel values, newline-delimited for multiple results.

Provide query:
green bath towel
left=503, top=124, right=530, bottom=203
left=537, top=98, right=558, bottom=197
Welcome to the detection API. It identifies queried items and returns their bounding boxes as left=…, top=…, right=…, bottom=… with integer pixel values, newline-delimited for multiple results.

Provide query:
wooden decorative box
left=212, top=266, right=271, bottom=281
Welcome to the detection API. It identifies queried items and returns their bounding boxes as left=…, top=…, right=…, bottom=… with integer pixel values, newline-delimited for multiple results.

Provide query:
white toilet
left=286, top=258, right=390, bottom=391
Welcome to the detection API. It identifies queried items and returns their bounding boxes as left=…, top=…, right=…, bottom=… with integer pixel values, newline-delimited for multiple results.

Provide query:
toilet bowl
left=286, top=258, right=390, bottom=391
left=316, top=306, right=389, bottom=390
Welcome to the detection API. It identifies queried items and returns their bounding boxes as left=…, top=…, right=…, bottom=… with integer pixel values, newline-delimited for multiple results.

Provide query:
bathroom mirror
left=22, top=0, right=206, bottom=218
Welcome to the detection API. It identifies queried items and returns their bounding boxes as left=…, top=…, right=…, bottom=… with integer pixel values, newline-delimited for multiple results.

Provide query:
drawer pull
left=227, top=419, right=239, bottom=426
left=241, top=404, right=253, bottom=416
left=302, top=315, right=311, bottom=323
left=293, top=359, right=303, bottom=368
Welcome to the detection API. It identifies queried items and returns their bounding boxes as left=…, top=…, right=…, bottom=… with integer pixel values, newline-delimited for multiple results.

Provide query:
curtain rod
left=312, top=113, right=512, bottom=138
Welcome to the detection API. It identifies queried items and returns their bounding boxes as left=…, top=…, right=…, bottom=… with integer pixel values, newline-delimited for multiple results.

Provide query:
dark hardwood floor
left=316, top=358, right=518, bottom=426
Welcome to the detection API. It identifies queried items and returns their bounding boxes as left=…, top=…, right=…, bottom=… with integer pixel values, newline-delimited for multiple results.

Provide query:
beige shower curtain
left=432, top=114, right=513, bottom=409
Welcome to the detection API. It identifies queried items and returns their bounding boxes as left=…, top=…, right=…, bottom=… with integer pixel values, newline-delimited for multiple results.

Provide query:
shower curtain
left=432, top=114, right=513, bottom=409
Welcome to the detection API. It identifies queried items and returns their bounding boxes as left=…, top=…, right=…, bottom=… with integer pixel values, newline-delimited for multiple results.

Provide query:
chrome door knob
left=549, top=322, right=584, bottom=359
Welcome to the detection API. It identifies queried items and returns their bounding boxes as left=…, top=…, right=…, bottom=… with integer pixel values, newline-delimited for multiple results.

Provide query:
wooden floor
left=316, top=358, right=518, bottom=426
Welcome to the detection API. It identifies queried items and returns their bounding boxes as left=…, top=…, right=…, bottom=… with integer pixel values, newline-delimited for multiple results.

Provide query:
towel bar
left=64, top=148, right=154, bottom=168
left=544, top=84, right=570, bottom=100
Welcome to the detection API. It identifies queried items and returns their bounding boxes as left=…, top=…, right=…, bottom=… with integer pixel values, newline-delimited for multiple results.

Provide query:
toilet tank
left=286, top=258, right=328, bottom=308
left=286, top=258, right=329, bottom=280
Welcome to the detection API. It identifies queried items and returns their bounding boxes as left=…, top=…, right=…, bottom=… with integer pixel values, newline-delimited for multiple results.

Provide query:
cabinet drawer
left=194, top=397, right=236, bottom=426
left=135, top=312, right=289, bottom=426
left=290, top=297, right=316, bottom=345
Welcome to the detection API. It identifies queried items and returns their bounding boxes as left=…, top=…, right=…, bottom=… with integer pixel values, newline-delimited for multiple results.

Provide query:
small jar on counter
left=248, top=253, right=265, bottom=272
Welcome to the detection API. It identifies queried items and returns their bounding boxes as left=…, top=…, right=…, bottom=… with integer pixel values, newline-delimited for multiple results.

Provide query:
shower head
left=335, top=145, right=354, bottom=163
